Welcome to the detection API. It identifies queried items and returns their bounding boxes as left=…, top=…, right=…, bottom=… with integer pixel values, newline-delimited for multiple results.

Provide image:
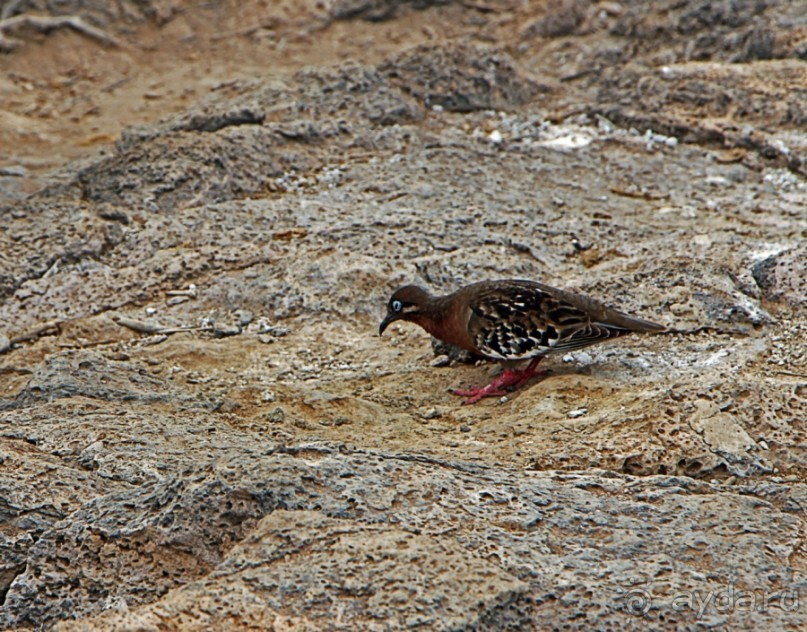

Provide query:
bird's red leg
left=450, top=356, right=546, bottom=404
left=508, top=355, right=546, bottom=389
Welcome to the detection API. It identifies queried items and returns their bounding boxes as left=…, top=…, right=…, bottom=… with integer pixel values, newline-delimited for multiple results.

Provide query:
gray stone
left=752, top=244, right=807, bottom=309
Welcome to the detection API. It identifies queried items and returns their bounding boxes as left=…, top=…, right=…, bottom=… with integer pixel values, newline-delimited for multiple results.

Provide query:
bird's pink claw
left=450, top=358, right=547, bottom=404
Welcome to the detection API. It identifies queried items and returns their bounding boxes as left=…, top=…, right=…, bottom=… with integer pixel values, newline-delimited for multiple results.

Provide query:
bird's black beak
left=379, top=313, right=396, bottom=336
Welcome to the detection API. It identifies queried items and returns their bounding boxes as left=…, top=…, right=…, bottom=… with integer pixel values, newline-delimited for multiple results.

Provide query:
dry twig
left=0, top=14, right=121, bottom=52
left=0, top=320, right=61, bottom=354
left=111, top=315, right=213, bottom=336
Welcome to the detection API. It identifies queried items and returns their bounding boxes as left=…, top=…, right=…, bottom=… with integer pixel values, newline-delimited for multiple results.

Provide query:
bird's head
left=379, top=285, right=432, bottom=335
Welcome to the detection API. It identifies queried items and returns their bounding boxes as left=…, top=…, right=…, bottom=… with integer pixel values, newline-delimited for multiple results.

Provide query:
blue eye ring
left=392, top=300, right=403, bottom=312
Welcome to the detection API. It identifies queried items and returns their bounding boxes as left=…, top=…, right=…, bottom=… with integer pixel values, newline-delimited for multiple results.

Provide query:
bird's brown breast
left=412, top=299, right=476, bottom=354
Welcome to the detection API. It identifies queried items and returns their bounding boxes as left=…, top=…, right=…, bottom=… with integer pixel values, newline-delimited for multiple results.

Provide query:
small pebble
left=235, top=309, right=253, bottom=326
left=217, top=399, right=241, bottom=413
left=420, top=408, right=441, bottom=420
left=266, top=407, right=285, bottom=423
left=705, top=176, right=730, bottom=187
left=563, top=351, right=594, bottom=365
left=303, top=390, right=340, bottom=405
left=0, top=165, right=28, bottom=177
left=430, top=355, right=450, bottom=367
left=260, top=325, right=289, bottom=337
left=166, top=296, right=190, bottom=306
left=213, top=323, right=242, bottom=338
left=568, top=408, right=588, bottom=418
left=0, top=336, right=10, bottom=354
left=460, top=424, right=471, bottom=433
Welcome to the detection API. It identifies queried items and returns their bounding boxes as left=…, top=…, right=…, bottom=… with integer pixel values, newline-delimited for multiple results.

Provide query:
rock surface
left=0, top=0, right=805, bottom=630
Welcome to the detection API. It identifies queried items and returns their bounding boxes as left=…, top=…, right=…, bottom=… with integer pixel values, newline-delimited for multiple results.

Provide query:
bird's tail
left=598, top=310, right=666, bottom=333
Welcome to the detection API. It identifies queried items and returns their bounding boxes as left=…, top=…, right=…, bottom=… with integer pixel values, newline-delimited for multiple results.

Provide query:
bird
left=378, top=279, right=665, bottom=404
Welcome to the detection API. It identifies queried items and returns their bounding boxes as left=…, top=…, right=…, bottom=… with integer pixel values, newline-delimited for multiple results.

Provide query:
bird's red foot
left=450, top=357, right=546, bottom=405
left=450, top=384, right=509, bottom=404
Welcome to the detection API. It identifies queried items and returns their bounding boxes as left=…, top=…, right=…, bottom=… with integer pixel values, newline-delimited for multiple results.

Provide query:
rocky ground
left=0, top=0, right=805, bottom=629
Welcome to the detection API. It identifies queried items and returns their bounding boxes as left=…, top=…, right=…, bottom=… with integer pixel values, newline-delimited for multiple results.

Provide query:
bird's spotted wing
left=466, top=281, right=630, bottom=360
left=467, top=285, right=565, bottom=360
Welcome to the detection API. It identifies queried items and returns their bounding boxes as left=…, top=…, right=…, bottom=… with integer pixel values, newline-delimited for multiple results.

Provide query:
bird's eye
left=392, top=300, right=403, bottom=312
